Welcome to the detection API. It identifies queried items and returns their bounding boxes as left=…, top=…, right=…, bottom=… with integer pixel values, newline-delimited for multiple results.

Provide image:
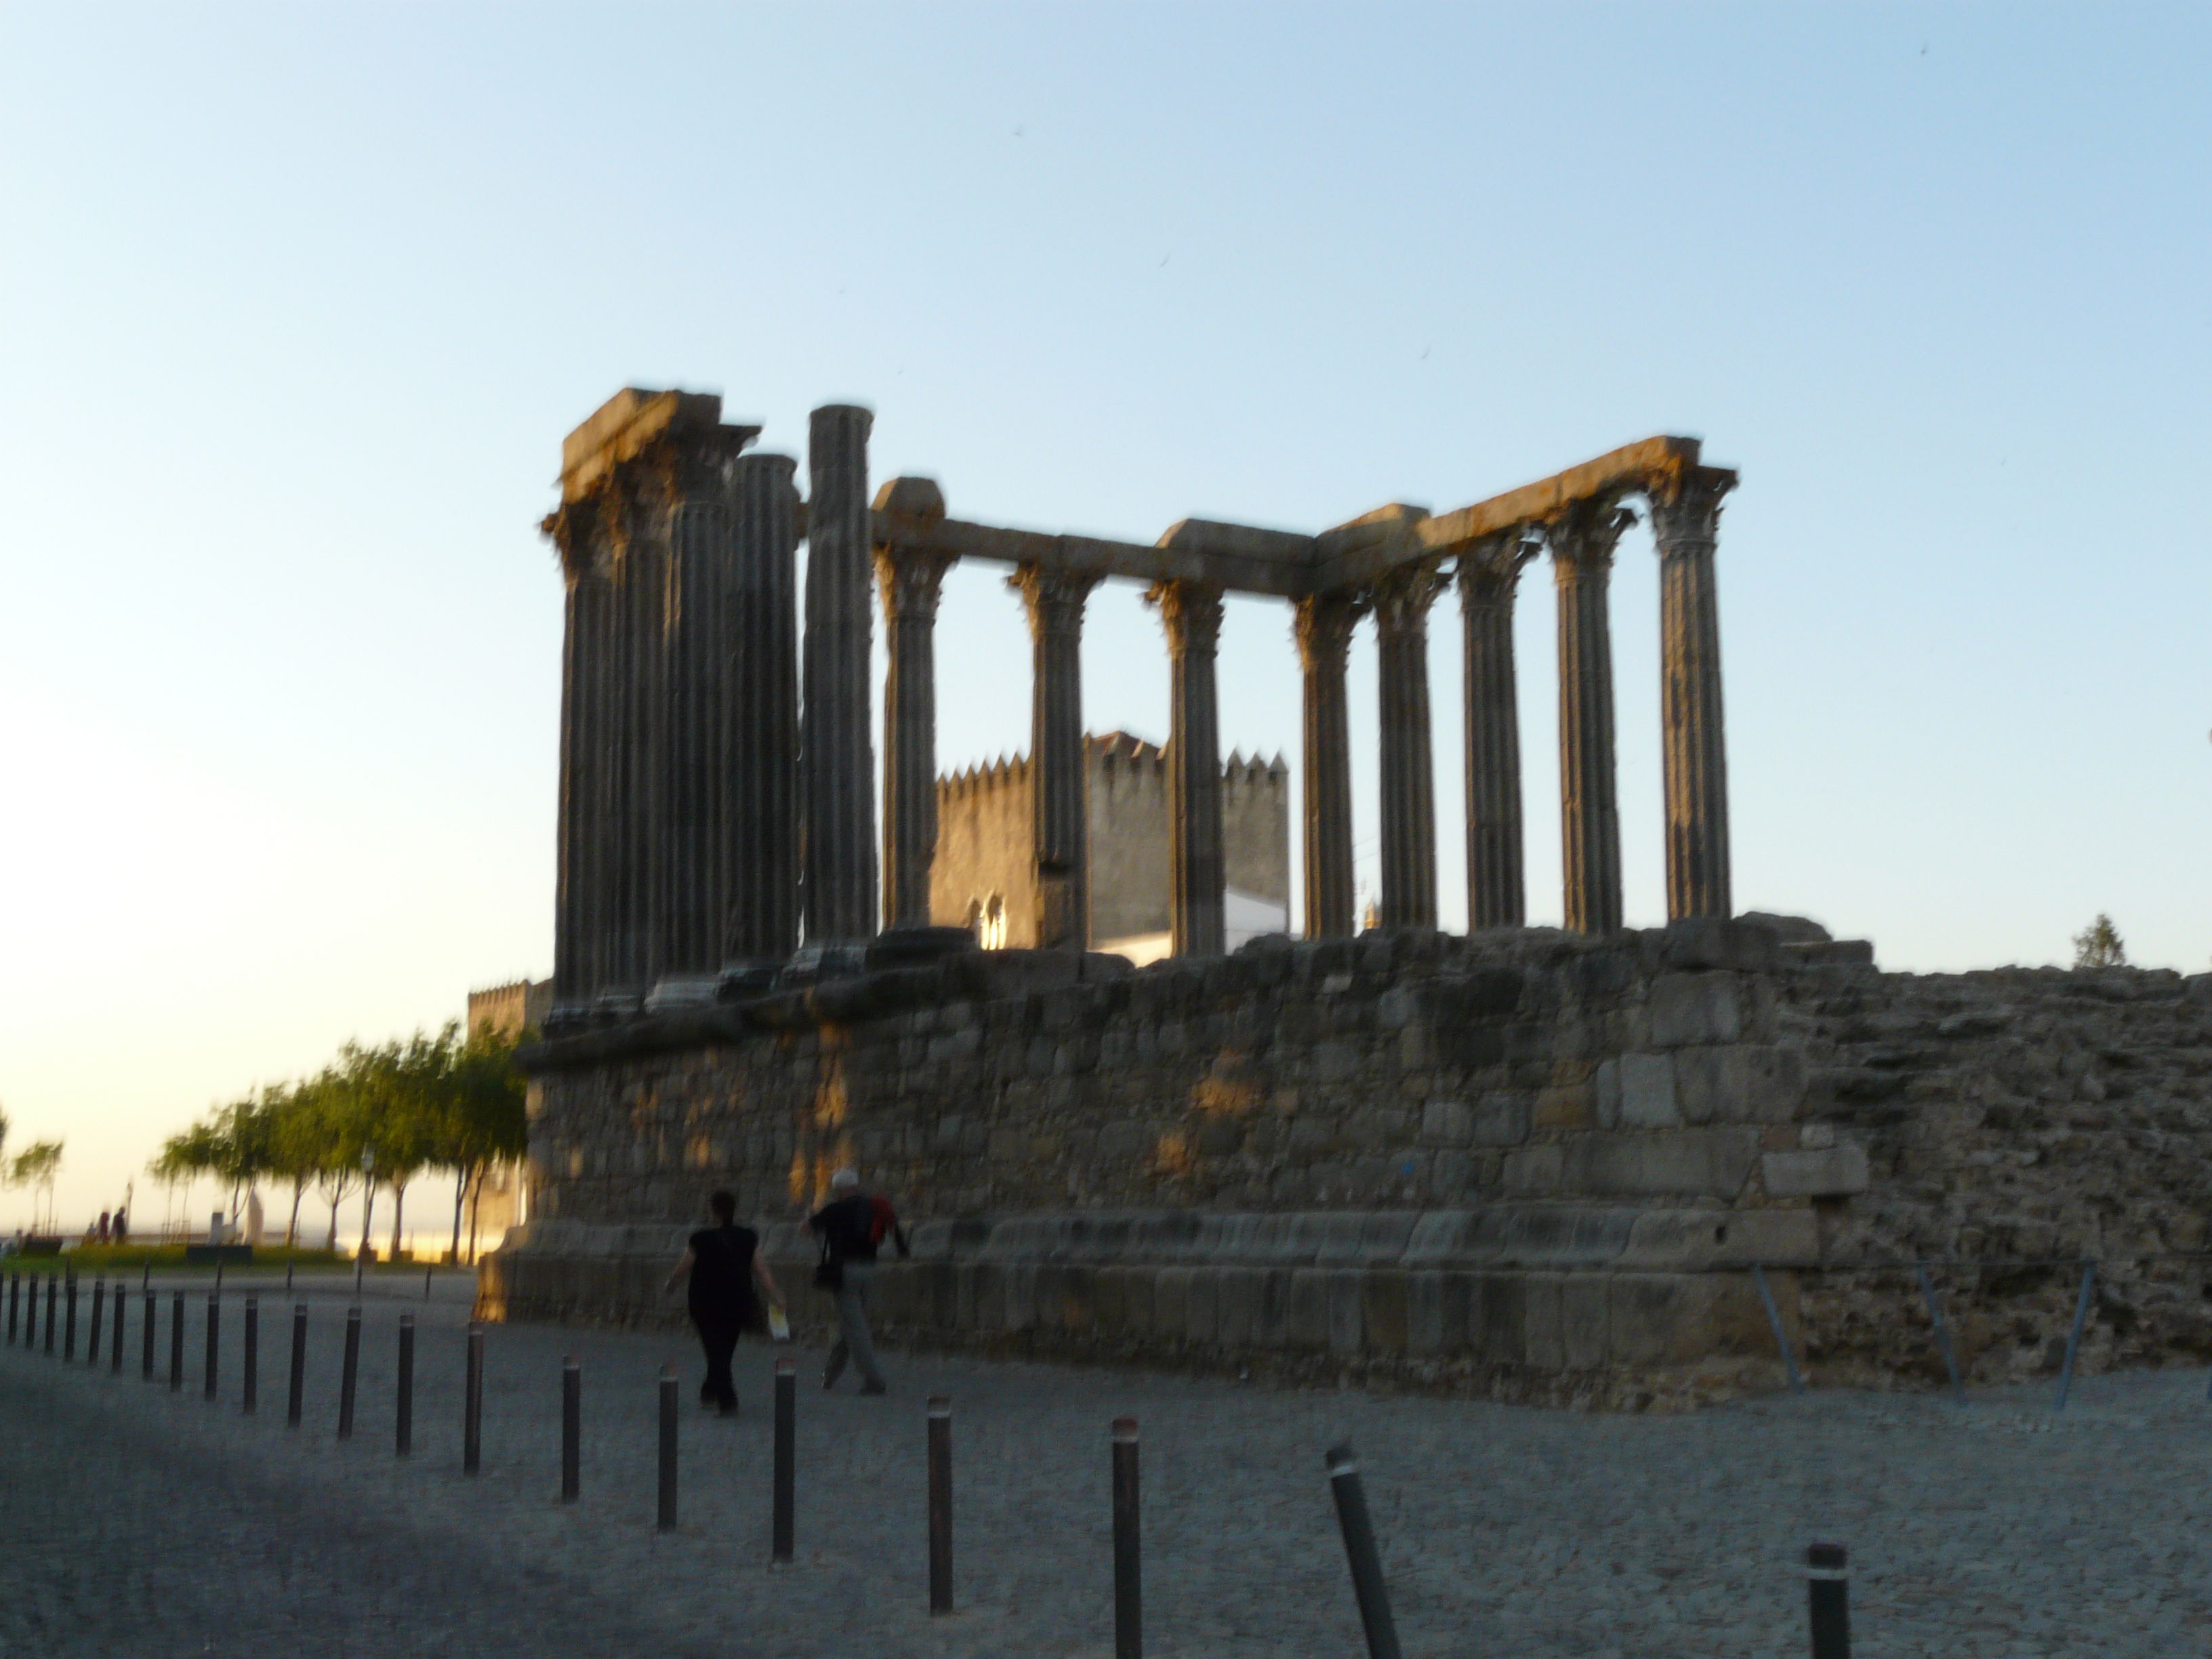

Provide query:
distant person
left=663, top=1191, right=784, bottom=1417
left=110, top=1208, right=127, bottom=1244
left=808, top=1168, right=909, bottom=1396
left=96, top=1211, right=110, bottom=1244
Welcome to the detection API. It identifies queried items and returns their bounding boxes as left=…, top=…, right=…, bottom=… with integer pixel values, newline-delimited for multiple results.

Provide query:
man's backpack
left=867, top=1195, right=896, bottom=1247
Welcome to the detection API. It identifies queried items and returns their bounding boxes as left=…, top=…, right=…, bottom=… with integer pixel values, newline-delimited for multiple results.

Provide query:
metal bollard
left=1915, top=1263, right=1966, bottom=1404
left=1113, top=1417, right=1143, bottom=1659
left=141, top=1288, right=155, bottom=1379
left=242, top=1298, right=258, bottom=1412
left=337, top=1305, right=362, bottom=1439
left=1807, top=1542, right=1850, bottom=1658
left=203, top=1294, right=220, bottom=1399
left=424, top=1264, right=434, bottom=1300
left=87, top=1281, right=105, bottom=1368
left=657, top=1365, right=680, bottom=1530
left=927, top=1395, right=954, bottom=1614
left=6, top=1271, right=16, bottom=1343
left=1750, top=1263, right=1805, bottom=1395
left=168, top=1290, right=184, bottom=1390
left=285, top=1259, right=294, bottom=1294
left=463, top=1322, right=485, bottom=1475
left=561, top=1357, right=581, bottom=1503
left=772, top=1356, right=796, bottom=1561
left=287, top=1303, right=308, bottom=1427
left=1324, top=1443, right=1401, bottom=1659
left=64, top=1275, right=77, bottom=1360
left=395, top=1313, right=414, bottom=1457
left=45, top=1276, right=58, bottom=1355
left=2053, top=1261, right=2096, bottom=1412
left=110, top=1280, right=125, bottom=1373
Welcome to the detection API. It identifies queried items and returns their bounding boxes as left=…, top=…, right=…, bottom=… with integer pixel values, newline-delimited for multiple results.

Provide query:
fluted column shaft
left=1372, top=566, right=1443, bottom=930
left=662, top=455, right=738, bottom=979
left=548, top=510, right=594, bottom=1008
left=726, top=453, right=802, bottom=962
left=1293, top=593, right=1359, bottom=939
left=1149, top=581, right=1227, bottom=957
left=802, top=405, right=878, bottom=943
left=1458, top=533, right=1532, bottom=929
left=1652, top=467, right=1736, bottom=920
left=1551, top=499, right=1632, bottom=935
left=879, top=548, right=957, bottom=930
left=1015, top=565, right=1100, bottom=949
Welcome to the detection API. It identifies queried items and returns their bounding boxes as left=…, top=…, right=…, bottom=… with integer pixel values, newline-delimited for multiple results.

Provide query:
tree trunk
left=287, top=1181, right=304, bottom=1249
left=360, top=1183, right=377, bottom=1261
left=389, top=1181, right=407, bottom=1260
left=466, top=1174, right=483, bottom=1264
left=449, top=1169, right=470, bottom=1266
left=325, top=1195, right=340, bottom=1252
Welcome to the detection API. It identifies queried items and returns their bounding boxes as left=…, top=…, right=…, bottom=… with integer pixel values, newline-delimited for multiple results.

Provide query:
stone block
left=1761, top=1142, right=1870, bottom=1197
left=1420, top=1098, right=1473, bottom=1147
left=1605, top=1273, right=1680, bottom=1366
left=1185, top=1269, right=1218, bottom=1345
left=1648, top=972, right=1743, bottom=1047
left=1675, top=1044, right=1809, bottom=1124
left=1215, top=1268, right=1263, bottom=1347
left=1471, top=1273, right=1523, bottom=1364
left=1561, top=1275, right=1609, bottom=1370
left=1522, top=1273, right=1565, bottom=1370
left=1563, top=1128, right=1759, bottom=1200
left=1404, top=1271, right=1467, bottom=1356
left=1662, top=917, right=1783, bottom=973
left=1153, top=1267, right=1189, bottom=1340
left=1328, top=1269, right=1366, bottom=1354
left=1616, top=1053, right=1679, bottom=1126
left=1534, top=1078, right=1594, bottom=1130
left=1500, top=1142, right=1563, bottom=1195
left=1616, top=1207, right=1821, bottom=1271
left=1472, top=1092, right=1531, bottom=1146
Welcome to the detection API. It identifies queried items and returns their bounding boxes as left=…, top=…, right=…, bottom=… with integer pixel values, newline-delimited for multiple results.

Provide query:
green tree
left=2073, top=914, right=2127, bottom=968
left=9, top=1140, right=64, bottom=1234
left=441, top=1024, right=529, bottom=1262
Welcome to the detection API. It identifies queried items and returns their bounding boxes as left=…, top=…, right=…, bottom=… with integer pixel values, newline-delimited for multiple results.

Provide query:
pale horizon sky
left=3, top=4, right=2209, bottom=1233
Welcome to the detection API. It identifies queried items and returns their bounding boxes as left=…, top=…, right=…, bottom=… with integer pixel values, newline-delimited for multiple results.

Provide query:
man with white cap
left=807, top=1167, right=908, bottom=1394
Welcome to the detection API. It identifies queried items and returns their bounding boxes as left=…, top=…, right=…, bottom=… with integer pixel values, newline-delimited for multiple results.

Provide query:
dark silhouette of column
left=546, top=502, right=600, bottom=1019
left=1650, top=466, right=1737, bottom=920
left=878, top=540, right=958, bottom=931
left=724, top=453, right=802, bottom=965
left=1458, top=531, right=1536, bottom=929
left=1372, top=564, right=1444, bottom=930
left=1551, top=496, right=1635, bottom=935
left=1014, top=564, right=1101, bottom=949
left=1293, top=593, right=1359, bottom=939
left=1147, top=581, right=1227, bottom=957
left=802, top=405, right=878, bottom=943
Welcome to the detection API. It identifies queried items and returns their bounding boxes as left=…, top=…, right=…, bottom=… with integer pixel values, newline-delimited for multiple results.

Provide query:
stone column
left=1147, top=580, right=1227, bottom=957
left=1013, top=563, right=1102, bottom=949
left=1372, top=563, right=1444, bottom=930
left=802, top=405, right=878, bottom=943
left=544, top=502, right=598, bottom=1015
left=1551, top=497, right=1635, bottom=935
left=878, top=544, right=958, bottom=931
left=724, top=453, right=802, bottom=965
left=1650, top=466, right=1736, bottom=920
left=1458, top=531, right=1536, bottom=930
left=661, top=447, right=741, bottom=979
left=1292, top=592, right=1359, bottom=939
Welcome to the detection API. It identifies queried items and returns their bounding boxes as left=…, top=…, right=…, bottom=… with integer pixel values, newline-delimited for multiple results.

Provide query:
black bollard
left=927, top=1395, right=954, bottom=1614
left=287, top=1303, right=308, bottom=1427
left=337, top=1305, right=361, bottom=1439
left=424, top=1264, right=434, bottom=1300
left=110, top=1279, right=125, bottom=1373
left=168, top=1291, right=184, bottom=1390
left=45, top=1275, right=58, bottom=1355
left=1324, top=1443, right=1401, bottom=1659
left=561, top=1357, right=581, bottom=1504
left=64, top=1274, right=77, bottom=1360
left=141, top=1287, right=155, bottom=1379
left=1807, top=1542, right=1850, bottom=1658
left=657, top=1365, right=679, bottom=1530
left=463, top=1322, right=485, bottom=1475
left=395, top=1313, right=414, bottom=1457
left=772, top=1355, right=796, bottom=1561
left=285, top=1259, right=294, bottom=1294
left=6, top=1271, right=16, bottom=1343
left=87, top=1281, right=104, bottom=1368
left=203, top=1294, right=220, bottom=1399
left=1113, top=1416, right=1142, bottom=1659
left=20, top=1274, right=33, bottom=1350
left=242, top=1297, right=258, bottom=1413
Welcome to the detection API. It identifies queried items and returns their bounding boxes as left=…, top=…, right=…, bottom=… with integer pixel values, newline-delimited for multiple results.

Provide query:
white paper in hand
left=769, top=1306, right=791, bottom=1343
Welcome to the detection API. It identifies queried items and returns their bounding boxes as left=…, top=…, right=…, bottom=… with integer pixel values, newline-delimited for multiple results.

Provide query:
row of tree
left=152, top=1022, right=529, bottom=1262
left=0, top=1106, right=66, bottom=1233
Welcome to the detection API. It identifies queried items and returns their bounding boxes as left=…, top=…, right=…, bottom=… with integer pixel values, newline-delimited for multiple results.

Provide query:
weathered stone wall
left=484, top=921, right=2212, bottom=1406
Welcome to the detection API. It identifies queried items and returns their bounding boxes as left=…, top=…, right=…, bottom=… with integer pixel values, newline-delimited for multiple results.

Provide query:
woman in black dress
left=664, top=1191, right=786, bottom=1416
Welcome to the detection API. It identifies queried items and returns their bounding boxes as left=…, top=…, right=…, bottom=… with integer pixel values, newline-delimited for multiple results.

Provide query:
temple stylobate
left=538, top=388, right=1737, bottom=1032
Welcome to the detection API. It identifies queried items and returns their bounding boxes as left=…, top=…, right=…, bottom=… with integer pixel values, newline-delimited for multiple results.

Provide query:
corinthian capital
left=1546, top=492, right=1638, bottom=582
left=1646, top=465, right=1735, bottom=556
left=874, top=546, right=958, bottom=625
left=1145, top=579, right=1225, bottom=657
left=1456, top=528, right=1540, bottom=602
left=1010, top=562, right=1102, bottom=642
left=1292, top=590, right=1363, bottom=672
left=1368, top=560, right=1449, bottom=638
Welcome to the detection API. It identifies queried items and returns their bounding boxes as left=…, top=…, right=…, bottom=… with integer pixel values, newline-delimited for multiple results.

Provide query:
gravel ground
left=3, top=1269, right=2211, bottom=1657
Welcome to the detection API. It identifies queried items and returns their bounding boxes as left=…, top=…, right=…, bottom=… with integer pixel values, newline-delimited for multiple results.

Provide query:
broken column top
left=558, top=388, right=758, bottom=504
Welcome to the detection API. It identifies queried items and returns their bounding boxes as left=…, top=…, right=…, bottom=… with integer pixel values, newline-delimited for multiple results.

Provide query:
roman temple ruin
left=491, top=388, right=2212, bottom=1407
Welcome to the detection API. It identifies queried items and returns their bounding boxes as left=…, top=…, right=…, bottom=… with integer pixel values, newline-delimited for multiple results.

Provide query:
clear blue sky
left=3, top=3, right=2209, bottom=1231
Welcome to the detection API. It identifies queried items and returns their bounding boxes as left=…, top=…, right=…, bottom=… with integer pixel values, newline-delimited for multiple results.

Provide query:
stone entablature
left=486, top=918, right=2212, bottom=1404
